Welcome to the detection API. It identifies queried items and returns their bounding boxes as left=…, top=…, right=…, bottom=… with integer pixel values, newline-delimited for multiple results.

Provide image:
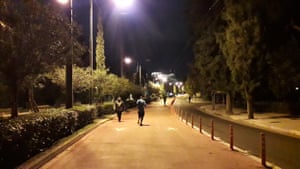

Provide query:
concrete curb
left=196, top=106, right=300, bottom=139
left=18, top=115, right=115, bottom=169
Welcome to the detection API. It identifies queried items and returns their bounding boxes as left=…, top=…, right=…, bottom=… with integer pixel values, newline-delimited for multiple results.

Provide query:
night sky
left=73, top=0, right=193, bottom=80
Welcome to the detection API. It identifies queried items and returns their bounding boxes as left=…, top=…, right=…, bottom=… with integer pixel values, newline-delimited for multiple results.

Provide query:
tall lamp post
left=57, top=0, right=73, bottom=109
left=113, top=0, right=134, bottom=77
left=58, top=0, right=94, bottom=105
left=89, top=0, right=94, bottom=104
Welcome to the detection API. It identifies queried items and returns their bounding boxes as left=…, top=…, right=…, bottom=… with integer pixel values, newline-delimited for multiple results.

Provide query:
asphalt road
left=175, top=99, right=300, bottom=169
left=40, top=102, right=262, bottom=169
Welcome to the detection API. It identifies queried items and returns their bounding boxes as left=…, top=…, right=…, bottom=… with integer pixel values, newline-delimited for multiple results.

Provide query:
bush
left=0, top=106, right=95, bottom=169
left=96, top=102, right=114, bottom=117
left=125, top=100, right=136, bottom=109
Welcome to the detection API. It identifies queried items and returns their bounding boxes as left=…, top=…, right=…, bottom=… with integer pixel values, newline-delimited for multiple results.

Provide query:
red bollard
left=199, top=117, right=202, bottom=134
left=180, top=110, right=183, bottom=121
left=211, top=120, right=214, bottom=140
left=191, top=115, right=194, bottom=128
left=230, top=125, right=234, bottom=150
left=261, top=133, right=266, bottom=166
left=185, top=112, right=188, bottom=125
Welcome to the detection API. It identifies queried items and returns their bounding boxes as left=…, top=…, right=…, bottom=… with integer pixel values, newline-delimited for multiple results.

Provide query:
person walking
left=136, top=96, right=146, bottom=126
left=163, top=95, right=167, bottom=106
left=114, top=96, right=125, bottom=122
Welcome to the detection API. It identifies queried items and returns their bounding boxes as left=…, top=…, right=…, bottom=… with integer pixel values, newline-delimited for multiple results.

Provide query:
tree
left=45, top=66, right=92, bottom=94
left=260, top=0, right=300, bottom=114
left=95, top=16, right=106, bottom=71
left=93, top=69, right=109, bottom=102
left=185, top=66, right=200, bottom=97
left=218, top=0, right=265, bottom=119
left=0, top=0, right=82, bottom=117
left=186, top=0, right=235, bottom=113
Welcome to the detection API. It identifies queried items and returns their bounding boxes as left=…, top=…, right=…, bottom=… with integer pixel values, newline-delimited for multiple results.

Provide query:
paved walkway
left=23, top=102, right=263, bottom=169
left=187, top=97, right=300, bottom=139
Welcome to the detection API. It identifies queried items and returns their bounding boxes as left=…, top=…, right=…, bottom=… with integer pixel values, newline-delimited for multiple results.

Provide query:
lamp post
left=58, top=0, right=94, bottom=105
left=124, top=57, right=142, bottom=86
left=57, top=0, right=73, bottom=109
left=113, top=0, right=134, bottom=77
left=89, top=0, right=94, bottom=104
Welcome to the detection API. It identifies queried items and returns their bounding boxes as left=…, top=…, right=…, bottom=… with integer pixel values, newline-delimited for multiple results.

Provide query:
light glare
left=124, top=57, right=132, bottom=64
left=113, top=0, right=134, bottom=9
left=57, top=0, right=68, bottom=4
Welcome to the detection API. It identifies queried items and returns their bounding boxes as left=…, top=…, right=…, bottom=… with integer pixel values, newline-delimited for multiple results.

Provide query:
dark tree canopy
left=0, top=0, right=83, bottom=117
left=186, top=0, right=300, bottom=117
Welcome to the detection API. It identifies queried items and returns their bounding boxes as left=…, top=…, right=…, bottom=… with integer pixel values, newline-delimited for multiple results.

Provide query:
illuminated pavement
left=40, top=102, right=263, bottom=169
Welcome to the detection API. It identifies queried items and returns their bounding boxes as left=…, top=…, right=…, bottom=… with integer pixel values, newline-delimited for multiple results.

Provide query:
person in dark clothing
left=163, top=95, right=167, bottom=106
left=136, top=96, right=146, bottom=126
left=114, top=96, right=125, bottom=122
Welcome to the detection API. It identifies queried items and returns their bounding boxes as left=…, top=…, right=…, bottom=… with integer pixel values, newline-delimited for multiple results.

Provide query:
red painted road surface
left=41, top=102, right=263, bottom=169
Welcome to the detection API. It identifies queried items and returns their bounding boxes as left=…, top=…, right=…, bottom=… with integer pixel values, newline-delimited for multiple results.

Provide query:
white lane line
left=167, top=127, right=177, bottom=131
left=115, top=127, right=126, bottom=131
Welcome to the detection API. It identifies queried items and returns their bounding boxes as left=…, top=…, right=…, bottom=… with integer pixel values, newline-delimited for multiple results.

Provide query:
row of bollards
left=173, top=107, right=266, bottom=167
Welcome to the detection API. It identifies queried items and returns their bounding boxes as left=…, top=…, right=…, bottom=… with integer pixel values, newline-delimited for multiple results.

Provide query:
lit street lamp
left=57, top=0, right=73, bottom=109
left=89, top=0, right=94, bottom=104
left=58, top=0, right=134, bottom=104
left=123, top=57, right=142, bottom=87
left=57, top=0, right=94, bottom=105
left=113, top=0, right=135, bottom=77
left=113, top=0, right=134, bottom=9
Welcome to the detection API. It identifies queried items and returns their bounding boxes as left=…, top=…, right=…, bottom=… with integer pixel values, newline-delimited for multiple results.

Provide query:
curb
left=18, top=115, right=115, bottom=169
left=196, top=106, right=300, bottom=139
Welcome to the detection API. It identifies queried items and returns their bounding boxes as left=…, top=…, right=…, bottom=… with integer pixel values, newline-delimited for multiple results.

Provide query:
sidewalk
left=190, top=97, right=300, bottom=139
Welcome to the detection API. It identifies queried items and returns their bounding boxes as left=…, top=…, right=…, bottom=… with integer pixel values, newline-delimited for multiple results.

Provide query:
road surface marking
left=115, top=127, right=126, bottom=131
left=167, top=127, right=177, bottom=131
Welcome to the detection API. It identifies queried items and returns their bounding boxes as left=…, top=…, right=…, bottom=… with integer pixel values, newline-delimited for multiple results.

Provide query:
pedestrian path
left=189, top=97, right=300, bottom=139
left=36, top=102, right=263, bottom=169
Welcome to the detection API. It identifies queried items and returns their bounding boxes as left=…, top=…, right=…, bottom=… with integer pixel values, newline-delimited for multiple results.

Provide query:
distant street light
left=123, top=57, right=142, bottom=86
left=124, top=57, right=132, bottom=64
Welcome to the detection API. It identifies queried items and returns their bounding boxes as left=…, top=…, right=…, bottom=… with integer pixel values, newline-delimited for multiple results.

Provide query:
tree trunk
left=245, top=89, right=254, bottom=119
left=212, top=92, right=215, bottom=110
left=226, top=92, right=233, bottom=114
left=10, top=83, right=18, bottom=118
left=28, top=86, right=39, bottom=113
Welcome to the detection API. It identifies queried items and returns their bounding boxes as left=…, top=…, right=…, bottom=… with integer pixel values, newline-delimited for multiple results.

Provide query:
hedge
left=0, top=106, right=96, bottom=169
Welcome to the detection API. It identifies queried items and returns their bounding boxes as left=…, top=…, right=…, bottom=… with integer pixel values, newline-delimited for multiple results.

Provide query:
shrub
left=96, top=102, right=114, bottom=117
left=125, top=100, right=136, bottom=109
left=0, top=106, right=95, bottom=169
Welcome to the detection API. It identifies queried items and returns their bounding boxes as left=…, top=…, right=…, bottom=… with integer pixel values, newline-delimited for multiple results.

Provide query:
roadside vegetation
left=185, top=0, right=300, bottom=118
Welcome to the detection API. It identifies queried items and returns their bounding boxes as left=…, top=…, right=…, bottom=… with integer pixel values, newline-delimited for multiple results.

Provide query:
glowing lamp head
left=57, top=0, right=69, bottom=4
left=113, top=0, right=134, bottom=9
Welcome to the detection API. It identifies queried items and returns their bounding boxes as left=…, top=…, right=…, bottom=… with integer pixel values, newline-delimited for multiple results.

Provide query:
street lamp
left=113, top=0, right=134, bottom=9
left=89, top=0, right=94, bottom=104
left=58, top=0, right=94, bottom=105
left=113, top=0, right=135, bottom=77
left=57, top=0, right=73, bottom=109
left=123, top=57, right=142, bottom=86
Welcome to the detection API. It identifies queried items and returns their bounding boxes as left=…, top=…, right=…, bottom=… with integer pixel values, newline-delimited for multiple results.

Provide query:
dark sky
left=74, top=0, right=193, bottom=80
